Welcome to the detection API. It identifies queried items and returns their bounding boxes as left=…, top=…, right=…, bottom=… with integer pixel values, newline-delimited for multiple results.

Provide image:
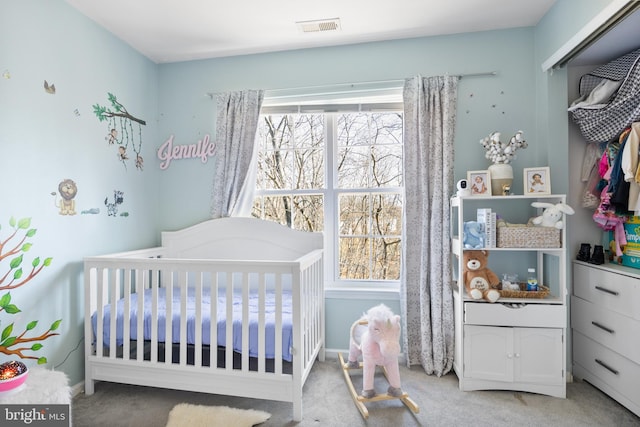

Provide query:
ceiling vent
left=297, top=18, right=341, bottom=34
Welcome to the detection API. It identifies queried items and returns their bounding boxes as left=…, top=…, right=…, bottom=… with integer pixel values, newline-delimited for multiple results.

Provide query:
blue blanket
left=91, top=287, right=293, bottom=362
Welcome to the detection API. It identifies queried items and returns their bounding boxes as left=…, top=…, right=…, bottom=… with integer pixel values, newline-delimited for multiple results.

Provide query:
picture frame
left=524, top=167, right=551, bottom=195
left=467, top=170, right=492, bottom=196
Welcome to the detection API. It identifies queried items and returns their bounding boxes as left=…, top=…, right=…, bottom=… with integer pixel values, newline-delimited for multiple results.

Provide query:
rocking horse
left=339, top=304, right=419, bottom=419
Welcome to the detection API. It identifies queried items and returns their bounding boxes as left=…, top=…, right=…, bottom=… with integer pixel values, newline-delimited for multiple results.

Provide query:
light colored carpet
left=73, top=360, right=640, bottom=426
left=165, top=403, right=270, bottom=427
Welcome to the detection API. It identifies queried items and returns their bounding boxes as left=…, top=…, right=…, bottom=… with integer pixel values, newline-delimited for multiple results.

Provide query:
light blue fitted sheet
left=91, top=287, right=293, bottom=362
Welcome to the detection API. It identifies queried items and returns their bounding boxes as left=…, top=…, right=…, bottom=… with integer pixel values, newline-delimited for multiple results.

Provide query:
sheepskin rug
left=165, top=403, right=271, bottom=427
left=0, top=367, right=70, bottom=404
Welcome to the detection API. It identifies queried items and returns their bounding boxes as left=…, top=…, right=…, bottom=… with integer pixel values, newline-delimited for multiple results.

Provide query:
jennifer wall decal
left=157, top=134, right=216, bottom=170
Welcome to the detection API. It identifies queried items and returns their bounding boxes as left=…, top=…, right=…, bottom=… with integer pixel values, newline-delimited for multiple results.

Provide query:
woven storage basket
left=497, top=225, right=560, bottom=248
left=499, top=283, right=550, bottom=299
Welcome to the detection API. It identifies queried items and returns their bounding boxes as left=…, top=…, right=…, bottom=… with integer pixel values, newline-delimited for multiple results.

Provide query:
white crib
left=83, top=217, right=324, bottom=421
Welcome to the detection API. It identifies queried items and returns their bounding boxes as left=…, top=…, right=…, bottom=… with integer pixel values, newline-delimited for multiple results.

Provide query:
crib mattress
left=91, top=287, right=293, bottom=362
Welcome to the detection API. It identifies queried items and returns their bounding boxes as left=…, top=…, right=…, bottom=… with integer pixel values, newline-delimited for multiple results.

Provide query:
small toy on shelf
left=501, top=273, right=520, bottom=291
left=530, top=202, right=575, bottom=229
left=463, top=221, right=485, bottom=249
left=462, top=250, right=500, bottom=303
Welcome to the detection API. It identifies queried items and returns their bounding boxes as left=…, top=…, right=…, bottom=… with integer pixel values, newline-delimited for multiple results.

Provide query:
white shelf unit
left=450, top=194, right=567, bottom=398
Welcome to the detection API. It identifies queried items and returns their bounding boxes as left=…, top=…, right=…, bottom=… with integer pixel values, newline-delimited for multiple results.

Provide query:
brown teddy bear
left=462, top=250, right=500, bottom=303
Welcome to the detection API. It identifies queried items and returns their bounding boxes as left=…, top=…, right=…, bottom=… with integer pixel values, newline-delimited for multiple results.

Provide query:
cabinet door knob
left=594, top=285, right=619, bottom=296
left=514, top=353, right=521, bottom=358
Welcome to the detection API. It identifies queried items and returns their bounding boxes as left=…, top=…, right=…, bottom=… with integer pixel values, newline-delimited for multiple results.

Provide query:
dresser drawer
left=571, top=296, right=640, bottom=364
left=573, top=263, right=640, bottom=320
left=573, top=331, right=640, bottom=407
left=464, top=302, right=565, bottom=327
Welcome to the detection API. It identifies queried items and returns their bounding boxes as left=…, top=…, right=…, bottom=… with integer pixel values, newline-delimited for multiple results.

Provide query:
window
left=252, top=102, right=403, bottom=286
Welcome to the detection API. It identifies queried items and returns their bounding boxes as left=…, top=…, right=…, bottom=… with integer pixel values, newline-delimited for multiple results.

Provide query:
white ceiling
left=66, top=0, right=557, bottom=64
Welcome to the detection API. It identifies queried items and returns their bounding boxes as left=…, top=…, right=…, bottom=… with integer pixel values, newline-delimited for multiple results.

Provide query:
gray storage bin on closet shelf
left=570, top=48, right=640, bottom=143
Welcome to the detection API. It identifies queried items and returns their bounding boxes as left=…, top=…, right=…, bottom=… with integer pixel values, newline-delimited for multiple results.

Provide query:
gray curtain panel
left=211, top=90, right=264, bottom=218
left=401, top=75, right=458, bottom=376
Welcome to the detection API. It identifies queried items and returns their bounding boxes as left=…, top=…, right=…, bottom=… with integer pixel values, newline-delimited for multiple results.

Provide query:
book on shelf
left=476, top=208, right=496, bottom=248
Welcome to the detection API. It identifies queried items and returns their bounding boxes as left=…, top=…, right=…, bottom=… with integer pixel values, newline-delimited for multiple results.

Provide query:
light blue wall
left=1, top=1, right=160, bottom=385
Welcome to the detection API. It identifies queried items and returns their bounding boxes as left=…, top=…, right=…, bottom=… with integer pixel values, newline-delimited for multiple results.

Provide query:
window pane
left=370, top=145, right=402, bottom=187
left=293, top=195, right=324, bottom=232
left=337, top=113, right=371, bottom=146
left=369, top=113, right=403, bottom=145
left=253, top=195, right=292, bottom=227
left=372, top=237, right=401, bottom=280
left=257, top=149, right=293, bottom=190
left=257, top=114, right=324, bottom=191
left=372, top=193, right=402, bottom=235
left=337, top=112, right=403, bottom=189
left=337, top=146, right=369, bottom=188
left=257, top=115, right=294, bottom=151
left=293, top=115, right=324, bottom=149
left=339, top=237, right=370, bottom=280
left=339, top=194, right=369, bottom=235
left=295, top=149, right=324, bottom=190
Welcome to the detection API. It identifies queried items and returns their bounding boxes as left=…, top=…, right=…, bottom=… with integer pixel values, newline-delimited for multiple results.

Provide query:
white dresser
left=572, top=261, right=640, bottom=416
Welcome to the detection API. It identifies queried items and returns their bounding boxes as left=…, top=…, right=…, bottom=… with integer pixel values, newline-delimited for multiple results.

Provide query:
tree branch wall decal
left=94, top=93, right=146, bottom=170
left=0, top=217, right=60, bottom=364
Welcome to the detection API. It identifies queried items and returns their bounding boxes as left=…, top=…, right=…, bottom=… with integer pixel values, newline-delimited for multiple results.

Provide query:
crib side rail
left=288, top=249, right=324, bottom=421
left=84, top=256, right=320, bottom=380
left=293, top=250, right=324, bottom=373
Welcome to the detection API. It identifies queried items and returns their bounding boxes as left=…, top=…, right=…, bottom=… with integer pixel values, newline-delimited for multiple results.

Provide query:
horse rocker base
left=339, top=352, right=419, bottom=419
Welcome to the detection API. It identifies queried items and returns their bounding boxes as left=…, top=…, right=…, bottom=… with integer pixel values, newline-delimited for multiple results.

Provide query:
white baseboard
left=70, top=381, right=84, bottom=397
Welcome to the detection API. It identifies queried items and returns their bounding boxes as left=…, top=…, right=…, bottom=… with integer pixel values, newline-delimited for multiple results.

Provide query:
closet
left=563, top=3, right=640, bottom=417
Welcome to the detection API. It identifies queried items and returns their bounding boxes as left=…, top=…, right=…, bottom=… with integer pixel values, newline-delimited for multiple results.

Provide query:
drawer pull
left=595, top=359, right=619, bottom=375
left=502, top=303, right=526, bottom=309
left=591, top=321, right=615, bottom=334
left=594, top=285, right=619, bottom=296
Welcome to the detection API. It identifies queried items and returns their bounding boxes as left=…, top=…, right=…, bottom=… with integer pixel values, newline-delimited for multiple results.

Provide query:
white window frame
left=257, top=88, right=403, bottom=295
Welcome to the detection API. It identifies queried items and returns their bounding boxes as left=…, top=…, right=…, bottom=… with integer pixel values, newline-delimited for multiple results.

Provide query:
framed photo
left=467, top=170, right=492, bottom=196
left=524, top=167, right=551, bottom=195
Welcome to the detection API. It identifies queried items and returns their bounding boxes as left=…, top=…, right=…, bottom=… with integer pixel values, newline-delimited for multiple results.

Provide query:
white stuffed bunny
left=530, top=202, right=575, bottom=229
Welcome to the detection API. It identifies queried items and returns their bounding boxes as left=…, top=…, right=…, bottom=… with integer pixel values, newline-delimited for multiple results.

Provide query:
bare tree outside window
left=253, top=111, right=403, bottom=282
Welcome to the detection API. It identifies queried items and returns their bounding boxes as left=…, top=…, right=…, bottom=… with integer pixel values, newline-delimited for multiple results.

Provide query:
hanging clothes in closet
left=588, top=124, right=640, bottom=258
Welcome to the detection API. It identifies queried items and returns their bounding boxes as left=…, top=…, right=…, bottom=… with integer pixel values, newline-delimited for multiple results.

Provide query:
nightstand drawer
left=571, top=296, right=640, bottom=364
left=464, top=302, right=565, bottom=327
left=573, top=331, right=640, bottom=406
left=573, top=263, right=640, bottom=320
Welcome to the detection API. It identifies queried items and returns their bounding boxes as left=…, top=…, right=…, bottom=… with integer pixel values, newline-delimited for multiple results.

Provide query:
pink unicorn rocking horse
left=339, top=304, right=419, bottom=419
